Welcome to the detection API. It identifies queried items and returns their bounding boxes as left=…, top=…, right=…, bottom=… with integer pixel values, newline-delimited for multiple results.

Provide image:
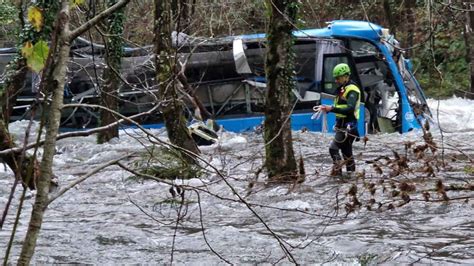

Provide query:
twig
left=47, top=153, right=135, bottom=206
left=117, top=157, right=296, bottom=263
left=3, top=187, right=27, bottom=266
left=68, top=0, right=131, bottom=41
left=0, top=103, right=162, bottom=157
left=194, top=190, right=232, bottom=264
left=170, top=187, right=185, bottom=265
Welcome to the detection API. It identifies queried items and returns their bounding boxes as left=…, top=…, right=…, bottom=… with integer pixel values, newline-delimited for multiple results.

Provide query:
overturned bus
left=189, top=20, right=431, bottom=135
left=0, top=20, right=431, bottom=136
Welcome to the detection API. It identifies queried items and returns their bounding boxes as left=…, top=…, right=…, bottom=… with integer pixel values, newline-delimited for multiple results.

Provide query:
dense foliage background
left=1, top=0, right=470, bottom=98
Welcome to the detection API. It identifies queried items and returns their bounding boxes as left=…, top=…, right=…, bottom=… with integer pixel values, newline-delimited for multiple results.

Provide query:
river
left=1, top=97, right=473, bottom=264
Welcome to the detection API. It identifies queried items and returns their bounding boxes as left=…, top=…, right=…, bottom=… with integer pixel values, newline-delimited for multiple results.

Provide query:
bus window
left=349, top=39, right=401, bottom=133
left=397, top=56, right=431, bottom=117
left=243, top=40, right=319, bottom=100
left=294, top=41, right=318, bottom=99
left=322, top=55, right=349, bottom=95
left=350, top=39, right=381, bottom=58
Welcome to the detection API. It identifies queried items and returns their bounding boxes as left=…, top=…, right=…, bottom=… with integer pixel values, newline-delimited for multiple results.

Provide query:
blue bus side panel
left=216, top=113, right=323, bottom=133
left=140, top=107, right=365, bottom=135
left=289, top=113, right=323, bottom=131
left=217, top=116, right=264, bottom=132
left=140, top=112, right=325, bottom=133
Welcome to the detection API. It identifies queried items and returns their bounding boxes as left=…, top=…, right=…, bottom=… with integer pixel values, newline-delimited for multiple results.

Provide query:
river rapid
left=1, top=97, right=473, bottom=264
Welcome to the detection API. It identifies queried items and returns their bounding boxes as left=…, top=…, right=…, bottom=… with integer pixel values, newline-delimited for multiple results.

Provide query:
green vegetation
left=133, top=146, right=202, bottom=180
left=357, top=253, right=378, bottom=266
left=0, top=1, right=470, bottom=98
left=0, top=2, right=17, bottom=24
left=0, top=2, right=19, bottom=46
left=413, top=20, right=470, bottom=98
left=464, top=165, right=474, bottom=175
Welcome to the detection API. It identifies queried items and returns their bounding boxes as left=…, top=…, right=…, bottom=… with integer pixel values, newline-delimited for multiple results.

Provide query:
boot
left=330, top=161, right=343, bottom=177
left=346, top=158, right=356, bottom=172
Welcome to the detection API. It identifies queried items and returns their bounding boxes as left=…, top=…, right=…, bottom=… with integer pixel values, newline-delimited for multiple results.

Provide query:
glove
left=319, top=105, right=333, bottom=112
left=313, top=105, right=332, bottom=112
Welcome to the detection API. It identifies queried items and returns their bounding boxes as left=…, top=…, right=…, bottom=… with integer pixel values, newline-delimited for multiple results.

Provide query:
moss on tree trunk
left=404, top=0, right=416, bottom=58
left=18, top=2, right=70, bottom=263
left=383, top=0, right=396, bottom=38
left=468, top=3, right=474, bottom=99
left=263, top=0, right=298, bottom=181
left=98, top=0, right=125, bottom=143
left=18, top=1, right=132, bottom=263
left=154, top=0, right=200, bottom=164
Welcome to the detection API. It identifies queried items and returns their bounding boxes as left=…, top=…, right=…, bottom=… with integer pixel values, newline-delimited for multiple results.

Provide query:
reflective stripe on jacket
left=334, top=84, right=361, bottom=119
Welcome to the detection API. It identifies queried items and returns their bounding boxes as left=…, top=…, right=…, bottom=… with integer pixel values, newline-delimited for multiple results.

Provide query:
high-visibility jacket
left=333, top=83, right=361, bottom=120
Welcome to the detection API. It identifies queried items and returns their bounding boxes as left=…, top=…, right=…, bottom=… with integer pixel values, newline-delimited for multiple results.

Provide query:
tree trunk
left=466, top=1, right=474, bottom=99
left=382, top=0, right=396, bottom=38
left=1, top=59, right=28, bottom=123
left=98, top=0, right=125, bottom=143
left=0, top=119, right=39, bottom=190
left=177, top=0, right=195, bottom=34
left=404, top=0, right=416, bottom=58
left=154, top=0, right=200, bottom=162
left=263, top=0, right=298, bottom=181
left=176, top=71, right=212, bottom=120
left=18, top=1, right=131, bottom=263
left=18, top=1, right=70, bottom=264
left=0, top=2, right=59, bottom=190
left=2, top=0, right=60, bottom=123
left=0, top=66, right=31, bottom=187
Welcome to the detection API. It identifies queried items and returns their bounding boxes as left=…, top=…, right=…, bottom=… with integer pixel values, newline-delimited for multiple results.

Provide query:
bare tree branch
left=47, top=153, right=135, bottom=205
left=68, top=0, right=131, bottom=41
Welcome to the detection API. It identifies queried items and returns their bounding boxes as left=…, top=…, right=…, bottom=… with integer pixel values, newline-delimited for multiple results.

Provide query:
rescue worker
left=316, top=63, right=361, bottom=176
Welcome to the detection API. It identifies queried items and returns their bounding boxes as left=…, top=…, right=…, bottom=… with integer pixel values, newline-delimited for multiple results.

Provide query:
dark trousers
left=329, top=125, right=358, bottom=172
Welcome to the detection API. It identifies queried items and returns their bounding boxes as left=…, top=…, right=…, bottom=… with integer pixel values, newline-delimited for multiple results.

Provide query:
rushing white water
left=427, top=97, right=474, bottom=132
left=1, top=97, right=473, bottom=264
